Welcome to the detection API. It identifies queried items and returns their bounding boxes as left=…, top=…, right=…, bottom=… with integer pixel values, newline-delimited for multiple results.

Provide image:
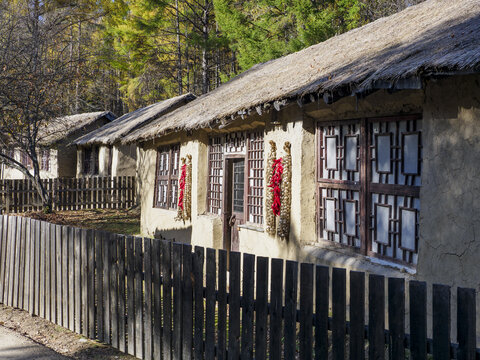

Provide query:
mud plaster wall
left=416, top=74, right=480, bottom=339
left=112, top=144, right=137, bottom=177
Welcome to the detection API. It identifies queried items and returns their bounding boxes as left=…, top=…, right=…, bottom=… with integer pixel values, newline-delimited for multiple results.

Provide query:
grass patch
left=19, top=207, right=141, bottom=236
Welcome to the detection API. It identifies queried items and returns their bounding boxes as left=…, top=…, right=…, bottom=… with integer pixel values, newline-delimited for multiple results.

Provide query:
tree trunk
left=175, top=0, right=183, bottom=95
left=201, top=0, right=210, bottom=94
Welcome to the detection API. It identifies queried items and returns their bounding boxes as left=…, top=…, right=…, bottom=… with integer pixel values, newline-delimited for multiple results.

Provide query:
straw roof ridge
left=73, top=93, right=196, bottom=146
left=123, top=0, right=480, bottom=143
left=39, top=111, right=116, bottom=146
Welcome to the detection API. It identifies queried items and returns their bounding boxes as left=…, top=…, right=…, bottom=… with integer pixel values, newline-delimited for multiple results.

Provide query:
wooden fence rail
left=0, top=215, right=479, bottom=359
left=0, top=176, right=136, bottom=214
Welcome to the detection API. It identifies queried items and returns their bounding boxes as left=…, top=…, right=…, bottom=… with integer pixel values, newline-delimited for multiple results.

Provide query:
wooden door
left=223, top=157, right=246, bottom=252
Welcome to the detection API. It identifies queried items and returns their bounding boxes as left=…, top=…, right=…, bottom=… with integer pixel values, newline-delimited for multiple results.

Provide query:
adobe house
left=124, top=0, right=480, bottom=294
left=1, top=111, right=115, bottom=180
left=73, top=94, right=196, bottom=178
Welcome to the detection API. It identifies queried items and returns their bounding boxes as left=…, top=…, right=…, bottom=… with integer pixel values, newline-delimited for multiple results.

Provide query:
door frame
left=222, top=154, right=248, bottom=252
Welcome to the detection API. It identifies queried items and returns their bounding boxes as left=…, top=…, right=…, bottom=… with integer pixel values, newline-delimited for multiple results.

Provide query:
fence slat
left=144, top=238, right=153, bottom=360
left=300, top=263, right=314, bottom=360
left=315, top=265, right=329, bottom=360
left=0, top=216, right=7, bottom=303
left=74, top=227, right=82, bottom=334
left=228, top=251, right=241, bottom=360
left=104, top=231, right=112, bottom=344
left=117, top=235, right=126, bottom=353
left=388, top=277, right=405, bottom=360
left=368, top=274, right=385, bottom=360
left=152, top=239, right=162, bottom=359
left=126, top=235, right=135, bottom=355
left=13, top=216, right=22, bottom=309
left=81, top=229, right=88, bottom=336
left=161, top=240, right=172, bottom=360
left=110, top=232, right=119, bottom=348
left=349, top=271, right=365, bottom=360
left=284, top=260, right=298, bottom=360
left=205, top=248, right=216, bottom=360
left=457, top=287, right=476, bottom=360
left=432, top=284, right=450, bottom=360
left=182, top=244, right=193, bottom=360
left=55, top=225, right=62, bottom=325
left=40, top=221, right=46, bottom=316
left=172, top=242, right=182, bottom=360
left=87, top=229, right=95, bottom=338
left=193, top=246, right=205, bottom=360
left=409, top=281, right=427, bottom=360
left=95, top=230, right=104, bottom=342
left=134, top=237, right=144, bottom=358
left=18, top=217, right=26, bottom=310
left=67, top=226, right=74, bottom=330
left=28, top=219, right=35, bottom=315
left=217, top=249, right=227, bottom=360
left=255, top=256, right=268, bottom=360
left=332, top=267, right=346, bottom=360
left=241, top=253, right=255, bottom=360
left=270, top=258, right=283, bottom=360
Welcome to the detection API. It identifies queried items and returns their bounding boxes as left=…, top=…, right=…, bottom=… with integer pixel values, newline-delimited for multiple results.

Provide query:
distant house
left=1, top=111, right=115, bottom=180
left=73, top=94, right=196, bottom=178
left=124, top=0, right=480, bottom=292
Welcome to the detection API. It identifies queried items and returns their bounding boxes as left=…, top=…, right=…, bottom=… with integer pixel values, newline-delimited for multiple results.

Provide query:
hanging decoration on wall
left=269, top=158, right=283, bottom=216
left=185, top=154, right=192, bottom=221
left=278, top=142, right=291, bottom=239
left=265, top=141, right=277, bottom=235
left=176, top=154, right=192, bottom=222
left=175, top=157, right=187, bottom=221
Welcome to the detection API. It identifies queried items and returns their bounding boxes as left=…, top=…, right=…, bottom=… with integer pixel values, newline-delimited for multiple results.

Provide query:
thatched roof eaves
left=73, top=93, right=196, bottom=146
left=123, top=0, right=480, bottom=143
left=39, top=111, right=116, bottom=146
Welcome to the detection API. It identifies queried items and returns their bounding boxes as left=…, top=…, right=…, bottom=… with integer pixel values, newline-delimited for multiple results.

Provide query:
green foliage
left=213, top=0, right=362, bottom=70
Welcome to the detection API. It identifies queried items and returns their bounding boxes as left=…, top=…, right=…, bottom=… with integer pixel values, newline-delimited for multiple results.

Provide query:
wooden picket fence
left=0, top=214, right=479, bottom=360
left=0, top=176, right=136, bottom=214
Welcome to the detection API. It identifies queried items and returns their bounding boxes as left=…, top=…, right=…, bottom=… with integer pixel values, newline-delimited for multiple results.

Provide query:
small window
left=20, top=150, right=33, bottom=169
left=83, top=146, right=99, bottom=175
left=40, top=149, right=50, bottom=171
left=154, top=144, right=180, bottom=209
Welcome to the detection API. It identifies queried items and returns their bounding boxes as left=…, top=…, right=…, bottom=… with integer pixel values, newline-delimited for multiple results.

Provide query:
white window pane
left=344, top=201, right=356, bottom=236
left=377, top=135, right=391, bottom=172
left=325, top=199, right=336, bottom=232
left=345, top=137, right=357, bottom=171
left=403, top=133, right=419, bottom=174
left=326, top=137, right=337, bottom=170
left=401, top=209, right=416, bottom=251
left=375, top=205, right=390, bottom=245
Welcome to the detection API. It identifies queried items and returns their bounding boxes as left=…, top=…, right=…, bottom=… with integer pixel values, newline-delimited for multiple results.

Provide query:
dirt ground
left=18, top=207, right=141, bottom=236
left=0, top=304, right=136, bottom=359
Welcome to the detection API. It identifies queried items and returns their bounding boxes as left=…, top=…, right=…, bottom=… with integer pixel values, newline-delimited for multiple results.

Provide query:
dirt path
left=0, top=305, right=135, bottom=360
left=0, top=325, right=70, bottom=359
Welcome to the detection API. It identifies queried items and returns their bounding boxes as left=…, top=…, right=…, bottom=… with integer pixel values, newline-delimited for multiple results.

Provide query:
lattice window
left=154, top=144, right=180, bottom=209
left=247, top=132, right=264, bottom=224
left=40, top=149, right=50, bottom=171
left=317, top=115, right=422, bottom=265
left=207, top=137, right=224, bottom=214
left=83, top=146, right=99, bottom=175
left=20, top=150, right=33, bottom=169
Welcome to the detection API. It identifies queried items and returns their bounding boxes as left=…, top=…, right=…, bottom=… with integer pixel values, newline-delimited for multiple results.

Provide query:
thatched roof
left=124, top=0, right=480, bottom=143
left=39, top=111, right=116, bottom=146
left=73, top=93, right=196, bottom=146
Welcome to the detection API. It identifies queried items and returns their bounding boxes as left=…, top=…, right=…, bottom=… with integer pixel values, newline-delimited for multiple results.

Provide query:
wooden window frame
left=316, top=114, right=422, bottom=265
left=153, top=144, right=180, bottom=210
left=40, top=149, right=50, bottom=171
left=207, top=131, right=264, bottom=226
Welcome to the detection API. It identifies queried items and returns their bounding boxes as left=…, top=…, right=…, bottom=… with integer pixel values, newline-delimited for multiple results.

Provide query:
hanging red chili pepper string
left=268, top=158, right=283, bottom=216
left=177, top=163, right=187, bottom=210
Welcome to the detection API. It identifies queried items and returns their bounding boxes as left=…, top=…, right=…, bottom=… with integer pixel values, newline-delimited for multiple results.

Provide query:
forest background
left=2, top=0, right=425, bottom=117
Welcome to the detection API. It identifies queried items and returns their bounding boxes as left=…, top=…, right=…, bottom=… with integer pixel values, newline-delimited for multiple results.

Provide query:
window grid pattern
left=40, top=149, right=50, bottom=171
left=247, top=132, right=264, bottom=224
left=317, top=115, right=421, bottom=265
left=154, top=144, right=180, bottom=210
left=207, top=137, right=224, bottom=215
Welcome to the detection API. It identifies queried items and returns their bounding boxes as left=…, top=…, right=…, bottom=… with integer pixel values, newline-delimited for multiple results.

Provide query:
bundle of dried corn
left=265, top=140, right=277, bottom=235
left=278, top=142, right=291, bottom=239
